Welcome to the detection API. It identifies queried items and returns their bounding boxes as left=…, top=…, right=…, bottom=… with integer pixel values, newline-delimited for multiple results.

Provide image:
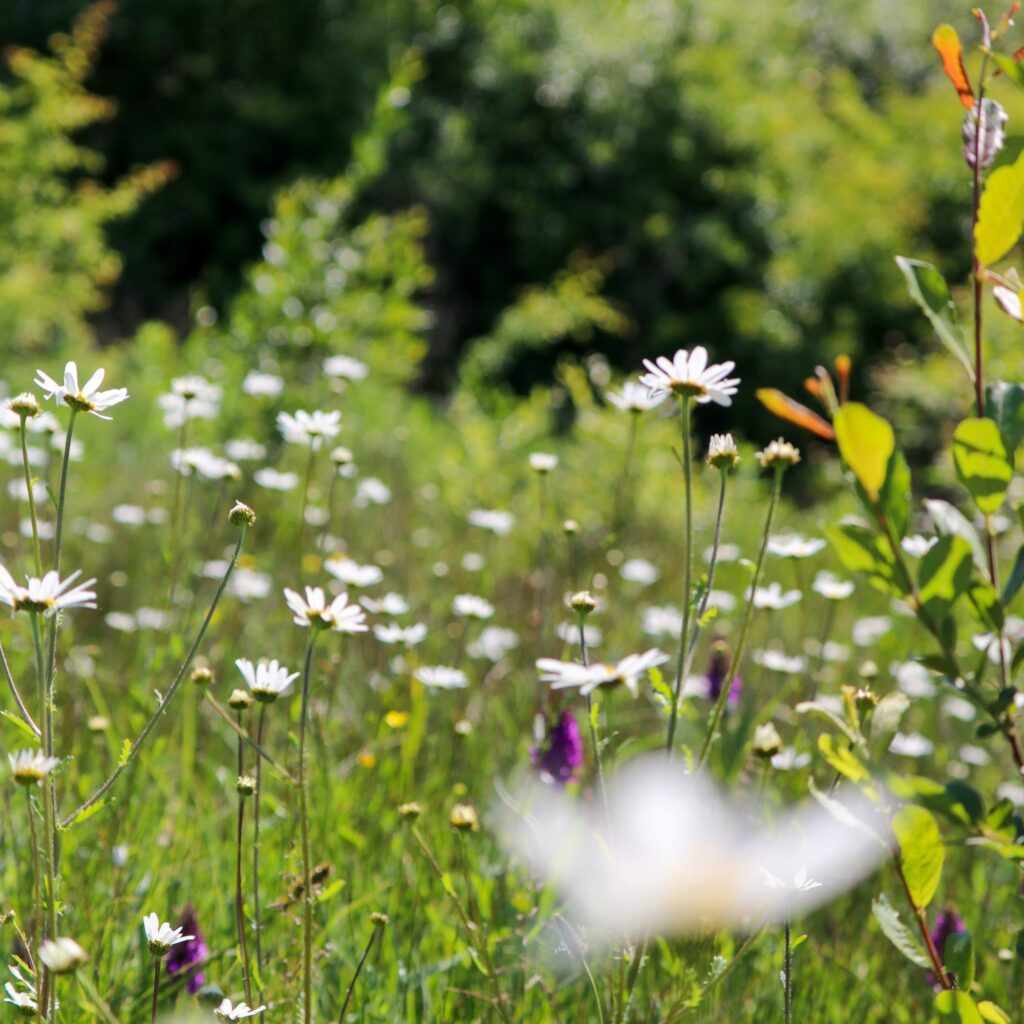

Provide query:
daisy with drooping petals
left=0, top=566, right=96, bottom=614
left=283, top=586, right=368, bottom=633
left=215, top=998, right=266, bottom=1020
left=8, top=750, right=60, bottom=785
left=34, top=362, right=128, bottom=420
left=537, top=649, right=669, bottom=699
left=639, top=347, right=739, bottom=406
left=235, top=658, right=299, bottom=703
left=143, top=913, right=194, bottom=957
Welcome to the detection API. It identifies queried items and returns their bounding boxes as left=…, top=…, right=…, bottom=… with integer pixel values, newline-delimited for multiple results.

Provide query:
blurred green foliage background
left=0, top=0, right=1011, bottom=439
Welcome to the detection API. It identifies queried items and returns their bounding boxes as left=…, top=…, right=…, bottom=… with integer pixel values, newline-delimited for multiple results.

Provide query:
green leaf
left=0, top=709, right=41, bottom=742
left=935, top=991, right=984, bottom=1024
left=977, top=1001, right=1012, bottom=1024
left=924, top=499, right=988, bottom=574
left=808, top=780, right=887, bottom=848
left=317, top=878, right=346, bottom=902
left=795, top=700, right=865, bottom=750
left=945, top=931, right=974, bottom=991
left=986, top=381, right=1024, bottom=454
left=870, top=691, right=909, bottom=742
left=975, top=148, right=1024, bottom=265
left=990, top=52, right=1024, bottom=93
left=818, top=733, right=868, bottom=782
left=833, top=403, right=895, bottom=502
left=894, top=257, right=974, bottom=378
left=1003, top=545, right=1024, bottom=606
left=888, top=776, right=985, bottom=828
left=826, top=522, right=907, bottom=597
left=871, top=893, right=930, bottom=968
left=893, top=806, right=944, bottom=909
left=966, top=580, right=1005, bottom=631
left=917, top=536, right=974, bottom=620
left=879, top=449, right=912, bottom=540
left=952, top=418, right=1013, bottom=514
left=119, top=738, right=132, bottom=767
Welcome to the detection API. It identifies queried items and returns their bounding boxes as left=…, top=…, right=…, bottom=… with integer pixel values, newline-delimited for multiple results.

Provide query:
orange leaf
left=756, top=389, right=836, bottom=441
left=932, top=24, right=974, bottom=109
left=835, top=354, right=851, bottom=403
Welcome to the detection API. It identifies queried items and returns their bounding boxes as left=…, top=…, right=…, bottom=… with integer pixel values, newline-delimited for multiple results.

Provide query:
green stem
left=253, top=704, right=267, bottom=989
left=150, top=960, right=160, bottom=1024
left=665, top=396, right=694, bottom=757
left=19, top=418, right=43, bottom=577
left=235, top=710, right=253, bottom=1005
left=0, top=638, right=41, bottom=737
left=610, top=412, right=640, bottom=538
left=298, top=445, right=317, bottom=577
left=697, top=466, right=783, bottom=769
left=336, top=923, right=383, bottom=1023
left=61, top=525, right=248, bottom=827
left=783, top=920, right=793, bottom=1024
left=26, top=789, right=42, bottom=995
left=298, top=631, right=319, bottom=1024
left=51, top=409, right=77, bottom=576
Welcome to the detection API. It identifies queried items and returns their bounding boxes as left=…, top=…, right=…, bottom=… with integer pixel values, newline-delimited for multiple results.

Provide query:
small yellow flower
left=358, top=750, right=376, bottom=769
left=384, top=710, right=409, bottom=729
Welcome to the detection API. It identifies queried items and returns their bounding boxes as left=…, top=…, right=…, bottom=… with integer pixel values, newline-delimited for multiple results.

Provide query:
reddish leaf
left=835, top=354, right=851, bottom=404
left=756, top=388, right=836, bottom=441
left=932, top=24, right=974, bottom=109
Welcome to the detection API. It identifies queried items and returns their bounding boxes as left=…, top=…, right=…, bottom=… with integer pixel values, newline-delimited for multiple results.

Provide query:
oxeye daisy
left=143, top=913, right=194, bottom=957
left=373, top=622, right=427, bottom=646
left=606, top=380, right=666, bottom=412
left=323, top=354, right=369, bottom=380
left=215, top=998, right=266, bottom=1020
left=414, top=665, right=468, bottom=690
left=235, top=658, right=299, bottom=703
left=282, top=586, right=368, bottom=633
left=452, top=594, right=494, bottom=620
left=4, top=965, right=38, bottom=1017
left=639, top=346, right=739, bottom=406
left=277, top=409, right=342, bottom=450
left=0, top=566, right=97, bottom=615
left=34, top=361, right=128, bottom=420
left=8, top=749, right=60, bottom=785
left=537, top=649, right=669, bottom=699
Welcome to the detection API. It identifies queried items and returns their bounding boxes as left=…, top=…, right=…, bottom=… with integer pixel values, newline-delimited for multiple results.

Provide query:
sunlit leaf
left=935, top=991, right=984, bottom=1024
left=833, top=403, right=894, bottom=502
left=826, top=522, right=907, bottom=597
left=893, top=806, right=944, bottom=909
left=945, top=931, right=974, bottom=991
left=917, top=536, right=974, bottom=621
left=894, top=257, right=974, bottom=378
left=986, top=380, right=1024, bottom=453
left=871, top=893, right=930, bottom=968
left=818, top=733, right=868, bottom=783
left=990, top=51, right=1024, bottom=94
left=976, top=149, right=1024, bottom=265
left=952, top=418, right=1012, bottom=515
left=755, top=388, right=835, bottom=440
left=924, top=499, right=988, bottom=574
left=932, top=25, right=974, bottom=108
left=978, top=1000, right=1013, bottom=1024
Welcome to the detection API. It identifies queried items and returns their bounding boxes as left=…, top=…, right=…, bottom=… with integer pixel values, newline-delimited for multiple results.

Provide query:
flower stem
left=0, top=638, right=40, bottom=737
left=336, top=921, right=383, bottom=1023
left=697, top=466, right=783, bottom=769
left=970, top=57, right=990, bottom=419
left=298, top=445, right=317, bottom=577
left=51, top=409, right=78, bottom=576
left=252, top=704, right=267, bottom=989
left=609, top=412, right=640, bottom=539
left=26, top=789, right=42, bottom=991
left=579, top=616, right=611, bottom=835
left=783, top=920, right=793, bottom=1024
left=235, top=709, right=253, bottom=1005
left=19, top=418, right=43, bottom=577
left=298, top=631, right=319, bottom=1024
left=62, top=525, right=248, bottom=827
left=665, top=396, right=694, bottom=757
left=150, top=960, right=160, bottom=1024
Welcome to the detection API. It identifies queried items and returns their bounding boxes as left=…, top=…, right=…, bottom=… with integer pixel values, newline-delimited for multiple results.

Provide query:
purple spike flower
left=165, top=906, right=208, bottom=995
left=927, top=909, right=965, bottom=988
left=706, top=641, right=741, bottom=705
left=531, top=709, right=584, bottom=786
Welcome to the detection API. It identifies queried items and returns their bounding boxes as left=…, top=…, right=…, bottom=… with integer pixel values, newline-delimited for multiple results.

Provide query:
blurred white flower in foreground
left=606, top=380, right=666, bottom=412
left=503, top=757, right=887, bottom=936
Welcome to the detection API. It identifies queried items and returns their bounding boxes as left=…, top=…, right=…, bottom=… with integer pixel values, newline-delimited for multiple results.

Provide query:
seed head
left=449, top=802, right=480, bottom=832
left=398, top=801, right=422, bottom=820
left=752, top=722, right=783, bottom=760
left=8, top=393, right=40, bottom=419
left=370, top=912, right=389, bottom=927
left=191, top=666, right=214, bottom=687
left=236, top=775, right=256, bottom=796
left=228, top=688, right=253, bottom=711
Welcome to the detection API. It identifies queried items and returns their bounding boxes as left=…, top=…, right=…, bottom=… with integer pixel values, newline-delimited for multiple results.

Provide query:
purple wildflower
left=531, top=709, right=584, bottom=786
left=927, top=909, right=965, bottom=988
left=706, top=641, right=741, bottom=705
left=165, top=906, right=208, bottom=995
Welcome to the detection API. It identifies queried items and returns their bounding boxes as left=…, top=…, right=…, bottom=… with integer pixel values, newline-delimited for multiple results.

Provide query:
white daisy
left=0, top=566, right=97, bottom=614
left=373, top=622, right=427, bottom=646
left=8, top=750, right=60, bottom=785
left=225, top=438, right=267, bottom=462
left=811, top=572, right=854, bottom=601
left=767, top=535, right=826, bottom=559
left=467, top=508, right=515, bottom=536
left=323, top=355, right=369, bottom=380
left=619, top=558, right=659, bottom=585
left=750, top=582, right=801, bottom=610
left=38, top=938, right=87, bottom=975
left=158, top=376, right=221, bottom=427
left=606, top=380, right=666, bottom=412
left=467, top=625, right=519, bottom=661
left=241, top=371, right=284, bottom=397
left=359, top=592, right=409, bottom=616
left=355, top=477, right=391, bottom=506
left=34, top=362, right=128, bottom=420
left=325, top=558, right=383, bottom=588
left=529, top=452, right=558, bottom=473
left=753, top=649, right=806, bottom=674
left=215, top=998, right=266, bottom=1019
left=277, top=409, right=341, bottom=450
left=639, top=346, right=739, bottom=406
left=142, top=913, right=194, bottom=957
left=414, top=665, right=468, bottom=689
left=235, top=658, right=299, bottom=703
left=282, top=586, right=368, bottom=633
left=537, top=649, right=669, bottom=698
left=453, top=594, right=494, bottom=620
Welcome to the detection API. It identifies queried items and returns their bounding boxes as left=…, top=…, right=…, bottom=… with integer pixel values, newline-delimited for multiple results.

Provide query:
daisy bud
left=563, top=519, right=579, bottom=535
left=191, top=666, right=214, bottom=687
left=752, top=722, right=783, bottom=760
left=229, top=501, right=257, bottom=528
left=8, top=393, right=40, bottom=419
left=330, top=445, right=353, bottom=466
left=859, top=660, right=878, bottom=680
left=39, top=937, right=88, bottom=975
left=236, top=775, right=257, bottom=797
left=756, top=438, right=800, bottom=469
left=398, top=801, right=422, bottom=820
left=370, top=911, right=389, bottom=927
left=569, top=590, right=598, bottom=615
left=529, top=452, right=559, bottom=473
left=707, top=433, right=740, bottom=471
left=449, top=802, right=480, bottom=832
left=962, top=98, right=1008, bottom=171
left=228, top=688, right=253, bottom=711
left=454, top=719, right=473, bottom=737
